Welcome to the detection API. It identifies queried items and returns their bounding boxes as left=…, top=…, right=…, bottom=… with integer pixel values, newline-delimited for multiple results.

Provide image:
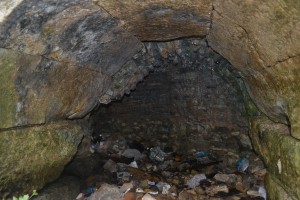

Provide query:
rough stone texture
left=250, top=115, right=300, bottom=199
left=96, top=0, right=212, bottom=41
left=0, top=1, right=150, bottom=197
left=91, top=39, right=251, bottom=155
left=265, top=174, right=295, bottom=200
left=207, top=0, right=300, bottom=140
left=0, top=48, right=108, bottom=128
left=0, top=121, right=84, bottom=198
left=0, top=0, right=144, bottom=129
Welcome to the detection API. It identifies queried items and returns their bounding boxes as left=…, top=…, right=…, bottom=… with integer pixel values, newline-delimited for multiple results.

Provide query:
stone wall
left=90, top=39, right=251, bottom=156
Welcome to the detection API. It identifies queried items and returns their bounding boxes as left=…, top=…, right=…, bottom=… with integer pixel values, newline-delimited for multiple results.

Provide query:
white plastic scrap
left=75, top=193, right=84, bottom=200
left=187, top=174, right=207, bottom=188
left=259, top=186, right=267, bottom=200
left=136, top=188, right=145, bottom=193
left=148, top=191, right=159, bottom=195
left=148, top=181, right=156, bottom=186
left=129, top=161, right=138, bottom=168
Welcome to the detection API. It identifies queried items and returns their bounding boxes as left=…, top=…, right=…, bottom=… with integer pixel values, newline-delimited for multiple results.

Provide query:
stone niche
left=90, top=39, right=252, bottom=157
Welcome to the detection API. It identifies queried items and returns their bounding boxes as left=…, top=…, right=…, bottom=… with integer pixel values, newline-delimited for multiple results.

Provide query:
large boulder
left=250, top=116, right=300, bottom=199
left=0, top=121, right=84, bottom=198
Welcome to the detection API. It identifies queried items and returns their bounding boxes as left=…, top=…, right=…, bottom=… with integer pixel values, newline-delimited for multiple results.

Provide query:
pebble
left=87, top=183, right=121, bottom=200
left=187, top=174, right=206, bottom=188
left=122, top=149, right=143, bottom=160
left=205, top=185, right=229, bottom=196
left=214, top=173, right=237, bottom=183
left=103, top=159, right=117, bottom=173
left=142, top=193, right=157, bottom=200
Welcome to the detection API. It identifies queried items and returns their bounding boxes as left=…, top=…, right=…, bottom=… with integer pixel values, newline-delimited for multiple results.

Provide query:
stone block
left=250, top=116, right=300, bottom=199
left=0, top=121, right=84, bottom=198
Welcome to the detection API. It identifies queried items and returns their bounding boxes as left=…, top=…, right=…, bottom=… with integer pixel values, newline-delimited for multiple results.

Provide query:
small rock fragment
left=88, top=183, right=121, bottom=200
left=120, top=181, right=134, bottom=193
left=214, top=173, right=237, bottom=183
left=187, top=174, right=206, bottom=188
left=122, top=149, right=143, bottom=160
left=178, top=190, right=197, bottom=200
left=205, top=185, right=229, bottom=196
left=156, top=182, right=171, bottom=194
left=149, top=147, right=166, bottom=162
left=142, top=193, right=157, bottom=200
left=103, top=159, right=117, bottom=173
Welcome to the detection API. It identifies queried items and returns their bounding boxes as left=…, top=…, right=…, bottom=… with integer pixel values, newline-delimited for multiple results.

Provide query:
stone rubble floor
left=74, top=139, right=267, bottom=200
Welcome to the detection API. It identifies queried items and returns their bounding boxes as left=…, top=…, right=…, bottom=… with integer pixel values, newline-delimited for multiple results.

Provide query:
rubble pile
left=73, top=134, right=266, bottom=200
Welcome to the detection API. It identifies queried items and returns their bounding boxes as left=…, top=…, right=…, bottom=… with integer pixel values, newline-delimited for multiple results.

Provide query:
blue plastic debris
left=85, top=183, right=96, bottom=197
left=195, top=151, right=206, bottom=158
left=236, top=156, right=249, bottom=172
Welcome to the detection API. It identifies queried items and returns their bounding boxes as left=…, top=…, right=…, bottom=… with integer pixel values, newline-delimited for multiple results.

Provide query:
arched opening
left=57, top=38, right=266, bottom=200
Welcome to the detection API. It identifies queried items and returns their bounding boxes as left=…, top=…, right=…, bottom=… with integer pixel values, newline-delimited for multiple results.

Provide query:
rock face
left=0, top=121, right=84, bottom=198
left=250, top=116, right=300, bottom=200
left=206, top=1, right=300, bottom=198
left=95, top=0, right=212, bottom=41
left=0, top=0, right=147, bottom=196
left=207, top=0, right=300, bottom=139
left=0, top=0, right=143, bottom=128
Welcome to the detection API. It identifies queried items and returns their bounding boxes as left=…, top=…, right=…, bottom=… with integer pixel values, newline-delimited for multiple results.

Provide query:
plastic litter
left=75, top=193, right=84, bottom=200
left=117, top=172, right=132, bottom=180
left=85, top=183, right=96, bottom=197
left=187, top=174, right=206, bottom=188
left=149, top=147, right=166, bottom=162
left=148, top=181, right=156, bottom=186
left=259, top=186, right=267, bottom=199
left=236, top=156, right=249, bottom=172
left=195, top=151, right=206, bottom=158
left=136, top=188, right=144, bottom=193
left=129, top=161, right=138, bottom=168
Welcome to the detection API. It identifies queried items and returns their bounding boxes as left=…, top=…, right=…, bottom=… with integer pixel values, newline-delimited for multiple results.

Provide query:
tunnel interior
left=2, top=1, right=299, bottom=199
left=55, top=38, right=266, bottom=200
